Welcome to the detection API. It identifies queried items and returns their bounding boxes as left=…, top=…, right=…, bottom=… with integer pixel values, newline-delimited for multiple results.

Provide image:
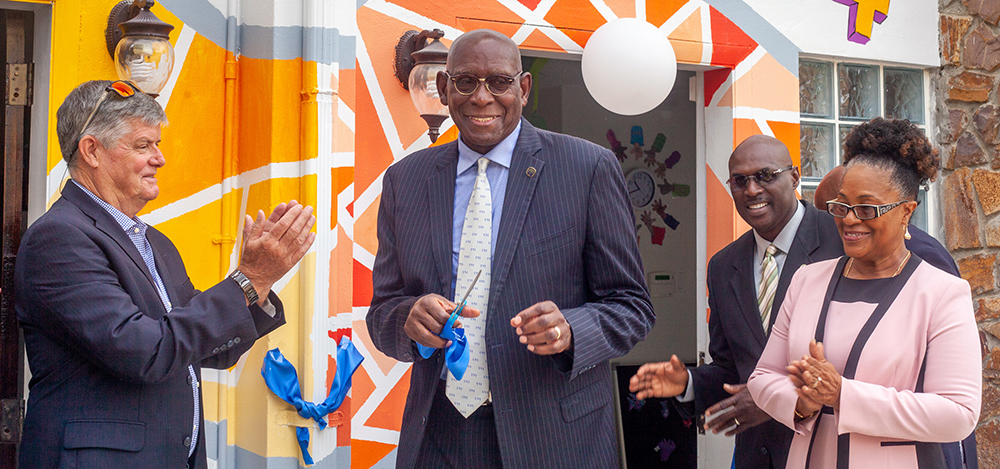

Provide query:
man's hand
left=510, top=301, right=571, bottom=355
left=703, top=384, right=771, bottom=436
left=405, top=294, right=480, bottom=349
left=237, top=202, right=317, bottom=303
left=628, top=355, right=688, bottom=399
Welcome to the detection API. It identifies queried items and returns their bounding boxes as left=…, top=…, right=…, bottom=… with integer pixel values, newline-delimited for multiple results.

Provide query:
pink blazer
left=748, top=258, right=981, bottom=469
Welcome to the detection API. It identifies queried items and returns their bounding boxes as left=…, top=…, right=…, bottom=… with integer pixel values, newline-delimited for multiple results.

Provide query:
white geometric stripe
left=446, top=157, right=492, bottom=417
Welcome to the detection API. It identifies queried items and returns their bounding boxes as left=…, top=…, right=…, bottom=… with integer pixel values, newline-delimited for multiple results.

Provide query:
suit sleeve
left=16, top=219, right=277, bottom=383
left=367, top=167, right=420, bottom=362
left=560, top=150, right=655, bottom=379
left=689, top=258, right=742, bottom=413
left=837, top=279, right=981, bottom=442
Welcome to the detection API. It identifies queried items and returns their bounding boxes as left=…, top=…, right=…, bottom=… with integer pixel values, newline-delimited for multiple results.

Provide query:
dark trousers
left=413, top=380, right=503, bottom=469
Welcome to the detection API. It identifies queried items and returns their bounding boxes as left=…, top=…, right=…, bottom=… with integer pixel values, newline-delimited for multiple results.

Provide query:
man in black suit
left=367, top=29, right=653, bottom=468
left=16, top=80, right=316, bottom=468
left=631, top=135, right=844, bottom=468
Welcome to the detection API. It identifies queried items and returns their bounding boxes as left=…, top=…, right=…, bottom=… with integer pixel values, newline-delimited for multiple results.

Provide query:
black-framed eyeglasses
left=726, top=165, right=795, bottom=191
left=826, top=200, right=907, bottom=220
left=445, top=72, right=523, bottom=96
left=76, top=80, right=141, bottom=144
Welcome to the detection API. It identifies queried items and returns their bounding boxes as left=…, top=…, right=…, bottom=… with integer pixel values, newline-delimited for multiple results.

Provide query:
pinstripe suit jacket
left=368, top=119, right=654, bottom=469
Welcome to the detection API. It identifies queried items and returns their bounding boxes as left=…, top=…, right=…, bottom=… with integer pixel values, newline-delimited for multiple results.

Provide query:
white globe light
left=582, top=18, right=678, bottom=116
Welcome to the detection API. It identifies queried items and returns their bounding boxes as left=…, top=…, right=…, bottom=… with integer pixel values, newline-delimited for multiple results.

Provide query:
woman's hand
left=789, top=340, right=842, bottom=410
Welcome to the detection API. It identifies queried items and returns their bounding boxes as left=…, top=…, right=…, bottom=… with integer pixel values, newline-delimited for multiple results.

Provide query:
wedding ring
left=733, top=417, right=740, bottom=426
left=554, top=326, right=562, bottom=341
left=810, top=376, right=822, bottom=389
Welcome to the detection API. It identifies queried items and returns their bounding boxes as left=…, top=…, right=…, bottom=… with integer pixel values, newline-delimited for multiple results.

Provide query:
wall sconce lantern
left=105, top=0, right=176, bottom=96
left=394, top=29, right=449, bottom=143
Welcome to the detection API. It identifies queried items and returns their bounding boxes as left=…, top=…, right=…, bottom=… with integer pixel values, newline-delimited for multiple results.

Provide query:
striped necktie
left=758, top=244, right=779, bottom=335
left=446, top=157, right=492, bottom=418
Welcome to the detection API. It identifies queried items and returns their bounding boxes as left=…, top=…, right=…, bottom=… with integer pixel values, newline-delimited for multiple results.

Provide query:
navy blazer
left=689, top=202, right=844, bottom=468
left=368, top=120, right=654, bottom=468
left=16, top=182, right=285, bottom=469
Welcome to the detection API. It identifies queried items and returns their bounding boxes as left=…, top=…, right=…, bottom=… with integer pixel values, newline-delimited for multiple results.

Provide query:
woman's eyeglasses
left=726, top=165, right=795, bottom=191
left=826, top=200, right=907, bottom=220
left=445, top=72, right=523, bottom=96
left=76, top=80, right=141, bottom=144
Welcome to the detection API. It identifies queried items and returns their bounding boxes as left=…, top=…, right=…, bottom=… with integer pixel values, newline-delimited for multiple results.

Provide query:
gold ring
left=733, top=417, right=740, bottom=426
left=810, top=376, right=822, bottom=389
left=554, top=326, right=562, bottom=341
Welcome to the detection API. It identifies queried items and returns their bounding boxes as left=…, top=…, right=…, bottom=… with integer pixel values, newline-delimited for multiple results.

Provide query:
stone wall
left=939, top=0, right=1000, bottom=465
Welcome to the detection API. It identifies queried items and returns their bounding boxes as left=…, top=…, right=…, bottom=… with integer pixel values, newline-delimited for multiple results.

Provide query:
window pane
left=839, top=124, right=855, bottom=157
left=884, top=68, right=924, bottom=124
left=801, top=123, right=836, bottom=178
left=911, top=189, right=927, bottom=232
left=800, top=60, right=833, bottom=118
left=801, top=187, right=817, bottom=208
left=838, top=64, right=879, bottom=120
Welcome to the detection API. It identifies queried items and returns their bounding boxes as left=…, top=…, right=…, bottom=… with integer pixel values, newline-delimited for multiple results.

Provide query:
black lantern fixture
left=105, top=0, right=176, bottom=96
left=393, top=29, right=450, bottom=143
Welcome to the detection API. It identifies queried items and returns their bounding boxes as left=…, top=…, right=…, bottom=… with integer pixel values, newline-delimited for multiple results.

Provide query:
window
left=798, top=58, right=929, bottom=230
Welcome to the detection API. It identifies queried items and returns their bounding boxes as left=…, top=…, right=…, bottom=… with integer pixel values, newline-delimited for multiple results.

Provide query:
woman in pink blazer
left=747, top=118, right=981, bottom=468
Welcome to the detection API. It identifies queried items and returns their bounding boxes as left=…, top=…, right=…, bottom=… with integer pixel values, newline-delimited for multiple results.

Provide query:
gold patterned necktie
left=446, top=157, right=492, bottom=418
left=758, top=244, right=779, bottom=335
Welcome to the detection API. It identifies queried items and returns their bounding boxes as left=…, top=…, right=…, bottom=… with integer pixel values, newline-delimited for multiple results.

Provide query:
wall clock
left=625, top=168, right=656, bottom=208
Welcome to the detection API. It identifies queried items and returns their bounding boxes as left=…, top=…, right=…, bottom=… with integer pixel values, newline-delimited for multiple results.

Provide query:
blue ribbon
left=414, top=312, right=470, bottom=380
left=261, top=336, right=364, bottom=465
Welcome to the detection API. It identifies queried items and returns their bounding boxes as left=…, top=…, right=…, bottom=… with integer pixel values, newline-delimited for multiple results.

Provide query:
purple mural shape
left=832, top=0, right=888, bottom=45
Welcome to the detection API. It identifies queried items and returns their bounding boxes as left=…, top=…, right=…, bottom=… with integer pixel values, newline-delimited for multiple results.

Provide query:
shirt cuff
left=259, top=297, right=277, bottom=317
left=675, top=369, right=695, bottom=402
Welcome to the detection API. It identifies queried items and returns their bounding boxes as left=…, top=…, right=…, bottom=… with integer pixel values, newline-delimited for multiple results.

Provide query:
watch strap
left=229, top=269, right=259, bottom=305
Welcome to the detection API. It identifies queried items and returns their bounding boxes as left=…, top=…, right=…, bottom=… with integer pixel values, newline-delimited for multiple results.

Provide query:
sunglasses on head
left=826, top=200, right=907, bottom=220
left=76, top=80, right=141, bottom=144
left=445, top=72, right=522, bottom=96
left=727, top=165, right=795, bottom=191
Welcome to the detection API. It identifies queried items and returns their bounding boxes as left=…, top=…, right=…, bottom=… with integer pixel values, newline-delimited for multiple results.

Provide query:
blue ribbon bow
left=414, top=312, right=470, bottom=380
left=262, top=336, right=363, bottom=465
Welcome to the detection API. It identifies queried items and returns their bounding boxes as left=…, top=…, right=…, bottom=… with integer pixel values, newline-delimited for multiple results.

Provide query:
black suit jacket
left=689, top=201, right=844, bottom=468
left=367, top=120, right=654, bottom=468
left=16, top=182, right=285, bottom=468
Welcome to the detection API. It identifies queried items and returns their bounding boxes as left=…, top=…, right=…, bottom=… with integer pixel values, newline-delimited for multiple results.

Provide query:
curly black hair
left=841, top=117, right=940, bottom=199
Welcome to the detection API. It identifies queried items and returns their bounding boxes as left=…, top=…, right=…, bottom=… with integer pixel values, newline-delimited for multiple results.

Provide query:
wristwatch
left=229, top=269, right=259, bottom=305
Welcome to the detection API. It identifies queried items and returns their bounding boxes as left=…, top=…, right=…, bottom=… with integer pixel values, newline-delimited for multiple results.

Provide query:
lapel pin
left=526, top=167, right=537, bottom=178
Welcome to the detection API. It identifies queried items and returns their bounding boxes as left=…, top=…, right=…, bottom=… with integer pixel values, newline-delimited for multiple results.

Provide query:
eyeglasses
left=726, top=165, right=795, bottom=191
left=76, top=80, right=141, bottom=144
left=826, top=200, right=907, bottom=220
left=445, top=72, right=523, bottom=96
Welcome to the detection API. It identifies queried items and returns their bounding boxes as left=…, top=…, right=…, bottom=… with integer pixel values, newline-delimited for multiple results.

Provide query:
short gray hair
left=56, top=80, right=168, bottom=165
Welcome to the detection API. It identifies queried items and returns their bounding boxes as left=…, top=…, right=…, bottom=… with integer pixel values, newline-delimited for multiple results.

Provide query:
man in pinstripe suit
left=368, top=29, right=654, bottom=468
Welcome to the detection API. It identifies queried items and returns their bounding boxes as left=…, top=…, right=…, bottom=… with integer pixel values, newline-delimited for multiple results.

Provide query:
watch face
left=626, top=169, right=656, bottom=208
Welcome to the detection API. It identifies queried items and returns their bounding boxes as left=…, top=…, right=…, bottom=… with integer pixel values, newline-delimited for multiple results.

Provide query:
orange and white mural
left=28, top=0, right=937, bottom=466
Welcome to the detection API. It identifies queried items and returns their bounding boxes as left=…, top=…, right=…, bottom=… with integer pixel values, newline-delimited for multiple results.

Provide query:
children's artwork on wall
left=607, top=130, right=628, bottom=163
left=663, top=150, right=681, bottom=169
left=640, top=211, right=666, bottom=245
left=644, top=133, right=666, bottom=168
left=652, top=199, right=680, bottom=231
left=671, top=184, right=691, bottom=197
left=630, top=126, right=645, bottom=159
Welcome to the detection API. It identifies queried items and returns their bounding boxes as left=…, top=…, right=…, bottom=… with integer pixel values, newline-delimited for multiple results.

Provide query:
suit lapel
left=730, top=231, right=768, bottom=347
left=771, top=202, right=821, bottom=326
left=62, top=182, right=160, bottom=293
left=427, top=145, right=459, bottom=298
left=491, top=121, right=543, bottom=308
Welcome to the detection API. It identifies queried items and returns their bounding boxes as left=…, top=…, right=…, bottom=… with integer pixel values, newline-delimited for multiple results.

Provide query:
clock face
left=626, top=169, right=656, bottom=208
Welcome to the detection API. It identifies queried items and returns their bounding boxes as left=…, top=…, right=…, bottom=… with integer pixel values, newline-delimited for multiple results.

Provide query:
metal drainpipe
left=298, top=0, right=320, bottom=406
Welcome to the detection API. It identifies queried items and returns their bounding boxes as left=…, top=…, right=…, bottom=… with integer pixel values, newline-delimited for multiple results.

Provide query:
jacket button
left=234, top=337, right=241, bottom=344
left=183, top=436, right=192, bottom=447
left=212, top=347, right=220, bottom=354
left=227, top=340, right=235, bottom=348
left=422, top=417, right=426, bottom=425
left=187, top=375, right=193, bottom=385
left=760, top=447, right=768, bottom=455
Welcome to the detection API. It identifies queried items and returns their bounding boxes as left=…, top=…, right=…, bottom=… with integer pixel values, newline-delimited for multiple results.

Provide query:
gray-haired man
left=16, top=80, right=315, bottom=468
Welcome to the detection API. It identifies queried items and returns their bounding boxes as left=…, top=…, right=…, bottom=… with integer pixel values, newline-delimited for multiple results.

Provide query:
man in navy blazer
left=631, top=136, right=845, bottom=468
left=16, top=80, right=316, bottom=468
left=367, top=30, right=654, bottom=468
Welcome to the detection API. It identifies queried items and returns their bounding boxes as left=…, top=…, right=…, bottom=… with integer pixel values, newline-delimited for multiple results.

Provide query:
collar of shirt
left=753, top=200, right=805, bottom=266
left=72, top=180, right=147, bottom=237
left=456, top=121, right=520, bottom=172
